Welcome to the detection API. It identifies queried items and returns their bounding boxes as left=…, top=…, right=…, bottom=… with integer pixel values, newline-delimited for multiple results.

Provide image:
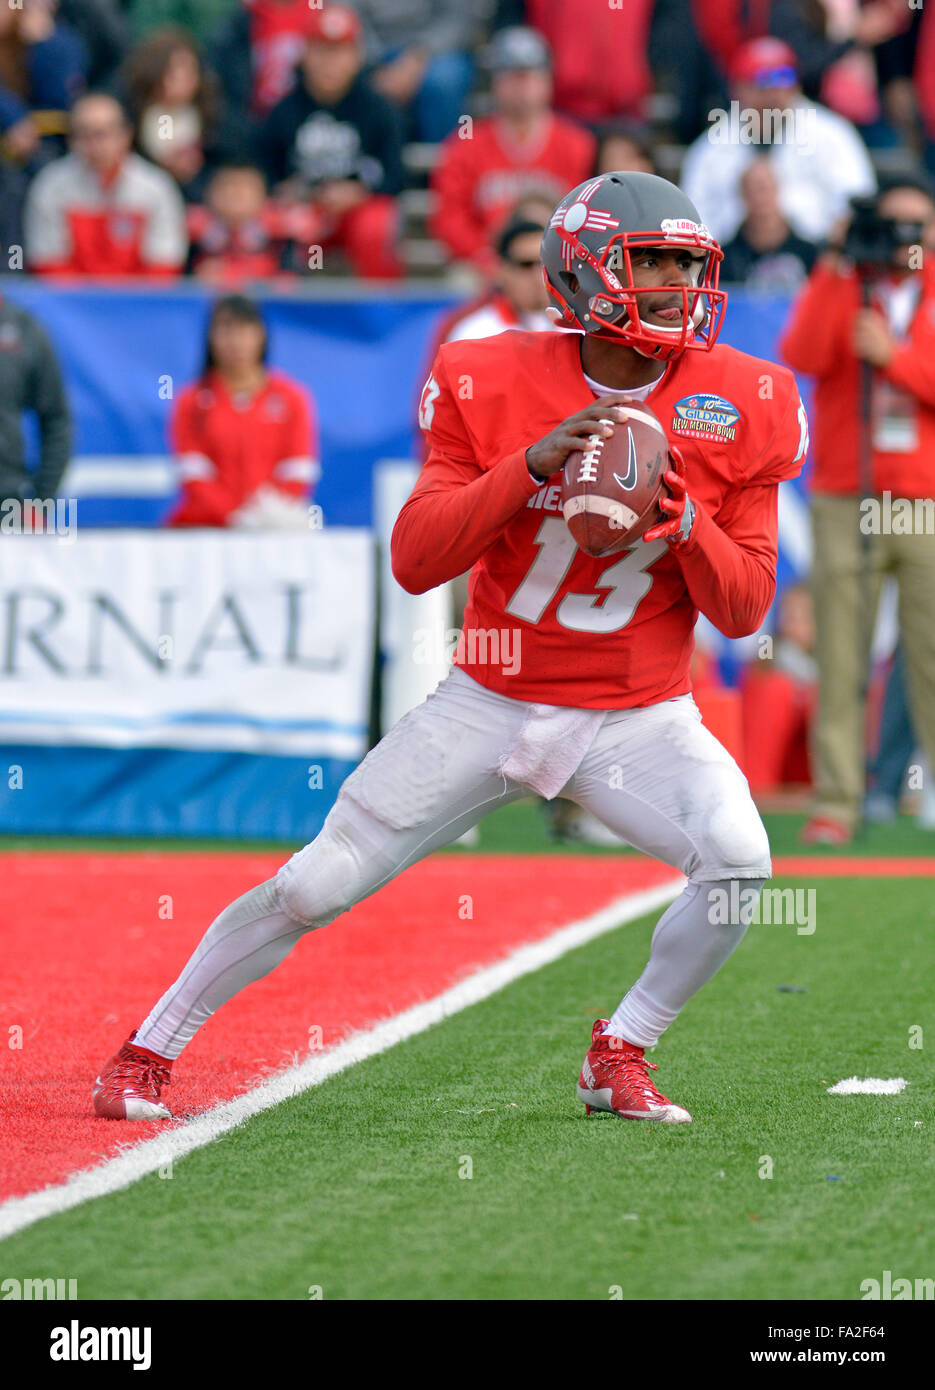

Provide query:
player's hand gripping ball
left=642, top=443, right=690, bottom=544
left=559, top=398, right=670, bottom=557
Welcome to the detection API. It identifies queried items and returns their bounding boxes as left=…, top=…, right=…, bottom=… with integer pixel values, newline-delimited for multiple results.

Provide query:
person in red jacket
left=429, top=26, right=595, bottom=274
left=779, top=172, right=935, bottom=844
left=167, top=294, right=319, bottom=528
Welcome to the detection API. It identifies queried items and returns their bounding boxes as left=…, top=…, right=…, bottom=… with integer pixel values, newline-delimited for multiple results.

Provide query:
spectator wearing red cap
left=681, top=36, right=875, bottom=244
left=429, top=27, right=595, bottom=274
left=258, top=4, right=404, bottom=279
left=168, top=294, right=319, bottom=529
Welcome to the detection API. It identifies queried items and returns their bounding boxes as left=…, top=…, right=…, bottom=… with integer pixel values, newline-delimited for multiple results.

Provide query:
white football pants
left=138, top=667, right=771, bottom=1058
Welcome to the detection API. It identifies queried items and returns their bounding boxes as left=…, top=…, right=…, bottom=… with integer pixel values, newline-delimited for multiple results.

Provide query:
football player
left=94, top=172, right=808, bottom=1125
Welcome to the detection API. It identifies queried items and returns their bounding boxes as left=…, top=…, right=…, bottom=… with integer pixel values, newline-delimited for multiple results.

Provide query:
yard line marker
left=827, top=1077, right=908, bottom=1095
left=0, top=877, right=682, bottom=1243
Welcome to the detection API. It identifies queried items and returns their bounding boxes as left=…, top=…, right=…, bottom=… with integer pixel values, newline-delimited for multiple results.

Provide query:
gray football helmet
left=541, top=171, right=727, bottom=360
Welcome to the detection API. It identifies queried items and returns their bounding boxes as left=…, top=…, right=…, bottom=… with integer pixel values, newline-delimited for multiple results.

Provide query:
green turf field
left=2, top=870, right=932, bottom=1300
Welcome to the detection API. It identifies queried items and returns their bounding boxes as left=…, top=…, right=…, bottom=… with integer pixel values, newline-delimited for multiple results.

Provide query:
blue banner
left=3, top=280, right=811, bottom=534
left=4, top=282, right=453, bottom=528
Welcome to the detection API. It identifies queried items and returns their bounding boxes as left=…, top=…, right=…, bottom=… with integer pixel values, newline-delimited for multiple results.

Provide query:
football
left=560, top=399, right=669, bottom=557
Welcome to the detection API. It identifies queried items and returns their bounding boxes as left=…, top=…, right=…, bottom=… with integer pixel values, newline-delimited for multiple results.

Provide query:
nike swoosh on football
left=612, top=428, right=638, bottom=491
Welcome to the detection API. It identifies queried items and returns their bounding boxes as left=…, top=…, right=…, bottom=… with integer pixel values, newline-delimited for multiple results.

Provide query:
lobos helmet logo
left=660, top=217, right=711, bottom=239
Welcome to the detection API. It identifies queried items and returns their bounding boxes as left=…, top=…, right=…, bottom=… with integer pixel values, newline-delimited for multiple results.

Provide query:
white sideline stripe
left=0, top=877, right=682, bottom=1243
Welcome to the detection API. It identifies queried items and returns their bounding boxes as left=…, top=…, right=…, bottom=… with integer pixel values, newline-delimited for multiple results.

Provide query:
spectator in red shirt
left=187, top=163, right=313, bottom=284
left=521, top=0, right=656, bottom=126
left=167, top=295, right=319, bottom=528
left=430, top=26, right=595, bottom=275
left=23, top=91, right=187, bottom=276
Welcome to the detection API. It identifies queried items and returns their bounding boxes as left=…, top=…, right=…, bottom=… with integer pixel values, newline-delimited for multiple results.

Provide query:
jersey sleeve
left=391, top=349, right=542, bottom=593
left=671, top=482, right=781, bottom=639
left=744, top=371, right=809, bottom=486
left=271, top=385, right=319, bottom=499
left=167, top=389, right=237, bottom=527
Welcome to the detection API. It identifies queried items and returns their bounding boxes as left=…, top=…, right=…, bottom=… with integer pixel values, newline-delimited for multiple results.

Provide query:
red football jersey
left=393, top=329, right=808, bottom=708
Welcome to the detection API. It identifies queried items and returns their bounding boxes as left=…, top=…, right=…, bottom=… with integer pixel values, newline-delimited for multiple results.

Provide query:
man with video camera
left=781, top=171, right=935, bottom=845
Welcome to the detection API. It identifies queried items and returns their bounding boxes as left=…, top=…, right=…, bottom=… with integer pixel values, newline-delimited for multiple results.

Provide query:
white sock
left=135, top=879, right=307, bottom=1060
left=604, top=878, right=764, bottom=1048
left=605, top=982, right=678, bottom=1049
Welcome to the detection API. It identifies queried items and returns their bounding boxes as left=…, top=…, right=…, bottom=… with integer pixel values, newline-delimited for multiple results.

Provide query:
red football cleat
left=800, top=815, right=852, bottom=847
left=93, top=1030, right=173, bottom=1120
left=577, top=1019, right=691, bottom=1124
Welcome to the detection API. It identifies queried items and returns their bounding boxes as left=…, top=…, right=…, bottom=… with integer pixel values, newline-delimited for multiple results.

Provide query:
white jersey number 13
left=505, top=516, right=667, bottom=634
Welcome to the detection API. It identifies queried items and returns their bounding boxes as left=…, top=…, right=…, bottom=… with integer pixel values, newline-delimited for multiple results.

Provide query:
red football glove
left=643, top=444, right=694, bottom=545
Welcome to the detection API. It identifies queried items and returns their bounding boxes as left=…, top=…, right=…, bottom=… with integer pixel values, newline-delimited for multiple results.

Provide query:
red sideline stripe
left=0, top=851, right=677, bottom=1205
left=773, top=856, right=935, bottom=876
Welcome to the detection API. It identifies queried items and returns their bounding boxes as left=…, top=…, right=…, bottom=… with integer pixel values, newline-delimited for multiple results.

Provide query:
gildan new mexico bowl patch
left=671, top=393, right=740, bottom=443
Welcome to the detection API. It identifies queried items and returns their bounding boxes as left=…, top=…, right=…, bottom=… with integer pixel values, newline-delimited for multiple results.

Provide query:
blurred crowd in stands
left=6, top=0, right=935, bottom=834
left=2, top=0, right=933, bottom=287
